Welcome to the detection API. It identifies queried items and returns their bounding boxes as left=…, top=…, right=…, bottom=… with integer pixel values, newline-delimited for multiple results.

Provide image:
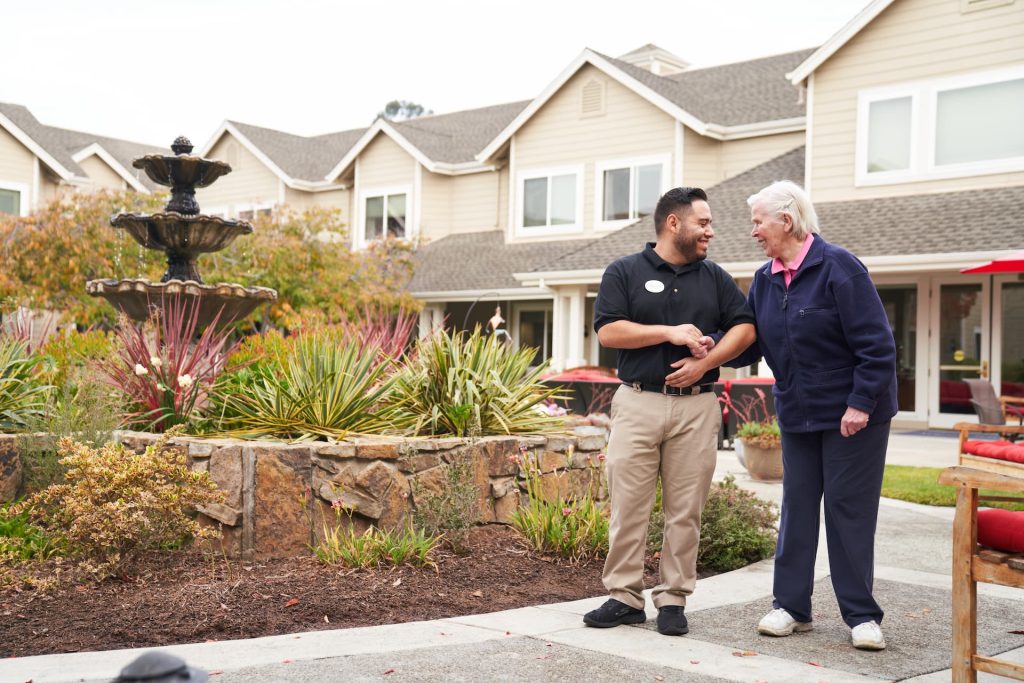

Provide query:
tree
left=379, top=100, right=433, bottom=122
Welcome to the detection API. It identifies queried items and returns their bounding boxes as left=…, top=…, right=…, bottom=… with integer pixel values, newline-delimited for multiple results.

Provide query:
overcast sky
left=3, top=0, right=869, bottom=147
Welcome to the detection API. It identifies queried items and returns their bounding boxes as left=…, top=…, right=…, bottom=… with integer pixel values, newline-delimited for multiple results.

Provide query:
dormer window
left=358, top=185, right=413, bottom=248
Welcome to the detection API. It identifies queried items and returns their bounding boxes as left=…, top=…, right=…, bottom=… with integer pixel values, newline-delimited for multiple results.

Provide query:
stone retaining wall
left=104, top=427, right=610, bottom=560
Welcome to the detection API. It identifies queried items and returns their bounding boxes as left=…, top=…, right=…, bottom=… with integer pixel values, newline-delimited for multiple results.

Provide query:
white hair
left=746, top=180, right=819, bottom=239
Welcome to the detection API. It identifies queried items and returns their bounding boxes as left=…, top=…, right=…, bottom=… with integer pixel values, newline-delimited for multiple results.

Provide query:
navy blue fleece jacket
left=728, top=235, right=898, bottom=432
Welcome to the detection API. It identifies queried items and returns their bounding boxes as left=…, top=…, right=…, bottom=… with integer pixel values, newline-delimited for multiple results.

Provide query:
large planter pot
left=740, top=439, right=783, bottom=482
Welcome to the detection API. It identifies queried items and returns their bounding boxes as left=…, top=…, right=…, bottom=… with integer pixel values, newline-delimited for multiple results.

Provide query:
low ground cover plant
left=314, top=501, right=441, bottom=568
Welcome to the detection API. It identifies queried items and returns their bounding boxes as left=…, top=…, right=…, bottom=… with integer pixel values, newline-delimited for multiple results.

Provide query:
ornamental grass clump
left=99, top=294, right=237, bottom=432
left=22, top=431, right=223, bottom=578
left=203, top=331, right=406, bottom=441
left=390, top=327, right=564, bottom=437
left=313, top=501, right=440, bottom=568
left=720, top=387, right=781, bottom=448
left=0, top=337, right=48, bottom=432
left=510, top=448, right=609, bottom=563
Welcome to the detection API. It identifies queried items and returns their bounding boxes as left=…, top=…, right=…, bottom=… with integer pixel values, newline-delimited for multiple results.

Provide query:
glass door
left=994, top=278, right=1024, bottom=404
left=929, top=278, right=990, bottom=427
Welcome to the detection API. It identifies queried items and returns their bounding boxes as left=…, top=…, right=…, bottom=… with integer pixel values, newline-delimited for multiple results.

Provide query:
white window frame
left=204, top=205, right=229, bottom=219
left=357, top=184, right=414, bottom=249
left=233, top=202, right=275, bottom=221
left=856, top=65, right=1024, bottom=186
left=593, top=154, right=670, bottom=231
left=0, top=180, right=29, bottom=217
left=514, top=165, right=584, bottom=238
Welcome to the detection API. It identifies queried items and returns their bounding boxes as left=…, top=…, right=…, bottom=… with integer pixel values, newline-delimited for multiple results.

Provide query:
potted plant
left=719, top=387, right=783, bottom=482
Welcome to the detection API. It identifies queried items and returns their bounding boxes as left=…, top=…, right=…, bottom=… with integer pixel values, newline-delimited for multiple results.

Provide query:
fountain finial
left=171, top=136, right=193, bottom=155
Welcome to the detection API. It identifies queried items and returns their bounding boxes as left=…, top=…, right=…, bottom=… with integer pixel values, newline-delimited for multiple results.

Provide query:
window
left=364, top=192, right=407, bottom=241
left=595, top=157, right=668, bottom=229
left=236, top=204, right=274, bottom=221
left=857, top=66, right=1024, bottom=185
left=0, top=181, right=27, bottom=217
left=516, top=167, right=582, bottom=236
left=0, top=188, right=20, bottom=216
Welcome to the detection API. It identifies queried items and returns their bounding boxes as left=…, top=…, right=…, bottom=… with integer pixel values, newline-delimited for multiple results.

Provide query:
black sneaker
left=657, top=605, right=689, bottom=635
left=583, top=599, right=647, bottom=628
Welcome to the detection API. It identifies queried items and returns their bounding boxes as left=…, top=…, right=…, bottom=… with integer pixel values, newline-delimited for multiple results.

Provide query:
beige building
left=0, top=103, right=166, bottom=215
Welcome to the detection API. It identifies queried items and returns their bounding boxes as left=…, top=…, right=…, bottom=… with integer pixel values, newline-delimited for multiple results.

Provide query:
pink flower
left=331, top=499, right=344, bottom=510
left=597, top=453, right=606, bottom=462
left=562, top=507, right=573, bottom=516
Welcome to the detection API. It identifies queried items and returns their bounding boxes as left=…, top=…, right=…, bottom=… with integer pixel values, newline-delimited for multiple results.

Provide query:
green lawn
left=882, top=465, right=1024, bottom=511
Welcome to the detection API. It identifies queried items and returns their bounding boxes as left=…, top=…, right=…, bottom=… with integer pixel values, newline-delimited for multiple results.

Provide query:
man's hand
left=840, top=406, right=869, bottom=437
left=666, top=356, right=709, bottom=388
left=664, top=324, right=706, bottom=359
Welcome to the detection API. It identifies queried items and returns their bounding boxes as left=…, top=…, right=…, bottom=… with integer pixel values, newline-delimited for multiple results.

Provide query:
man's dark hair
left=654, top=187, right=708, bottom=234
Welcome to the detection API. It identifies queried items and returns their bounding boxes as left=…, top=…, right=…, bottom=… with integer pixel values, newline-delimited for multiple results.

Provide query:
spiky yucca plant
left=0, top=337, right=48, bottom=432
left=390, top=327, right=565, bottom=437
left=203, top=332, right=406, bottom=441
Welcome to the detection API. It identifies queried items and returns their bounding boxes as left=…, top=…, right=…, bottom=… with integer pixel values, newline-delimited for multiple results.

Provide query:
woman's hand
left=840, top=406, right=869, bottom=437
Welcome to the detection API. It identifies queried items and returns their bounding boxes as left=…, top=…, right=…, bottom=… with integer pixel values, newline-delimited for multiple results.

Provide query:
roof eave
left=0, top=110, right=76, bottom=182
left=788, top=0, right=897, bottom=85
left=71, top=143, right=150, bottom=193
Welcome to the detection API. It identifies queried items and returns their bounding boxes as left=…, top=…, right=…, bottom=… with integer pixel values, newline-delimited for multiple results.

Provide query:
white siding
left=810, top=0, right=1024, bottom=201
left=0, top=126, right=35, bottom=188
left=513, top=64, right=676, bottom=238
left=419, top=169, right=451, bottom=240
left=357, top=133, right=416, bottom=189
left=720, top=132, right=805, bottom=181
left=77, top=155, right=126, bottom=191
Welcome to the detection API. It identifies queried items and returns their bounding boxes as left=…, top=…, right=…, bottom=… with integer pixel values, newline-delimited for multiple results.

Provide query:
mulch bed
left=0, top=525, right=664, bottom=658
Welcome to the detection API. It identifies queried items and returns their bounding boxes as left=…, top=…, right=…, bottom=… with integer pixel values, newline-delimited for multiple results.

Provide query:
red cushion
left=963, top=440, right=1024, bottom=464
left=977, top=509, right=1024, bottom=553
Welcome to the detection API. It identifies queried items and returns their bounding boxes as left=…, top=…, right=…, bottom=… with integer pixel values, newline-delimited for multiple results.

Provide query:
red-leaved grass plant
left=342, top=303, right=418, bottom=365
left=100, top=295, right=239, bottom=432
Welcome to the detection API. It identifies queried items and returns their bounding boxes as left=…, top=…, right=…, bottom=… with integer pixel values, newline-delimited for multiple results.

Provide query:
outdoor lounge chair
left=964, top=379, right=1024, bottom=442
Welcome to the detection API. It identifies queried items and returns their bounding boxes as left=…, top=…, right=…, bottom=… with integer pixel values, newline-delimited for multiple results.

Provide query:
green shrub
left=0, top=503, right=58, bottom=563
left=202, top=332, right=407, bottom=440
left=648, top=475, right=778, bottom=573
left=736, top=418, right=781, bottom=449
left=0, top=338, right=49, bottom=432
left=391, top=328, right=564, bottom=437
left=411, top=457, right=480, bottom=554
left=35, top=329, right=116, bottom=391
left=23, top=431, right=223, bottom=578
left=510, top=449, right=609, bottom=563
left=314, top=503, right=440, bottom=568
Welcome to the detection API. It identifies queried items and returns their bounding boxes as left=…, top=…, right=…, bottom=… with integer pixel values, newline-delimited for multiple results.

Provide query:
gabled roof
left=0, top=102, right=165, bottom=190
left=788, top=0, right=896, bottom=85
left=326, top=101, right=529, bottom=181
left=477, top=47, right=810, bottom=162
left=219, top=121, right=366, bottom=183
left=605, top=48, right=815, bottom=128
left=407, top=231, right=589, bottom=295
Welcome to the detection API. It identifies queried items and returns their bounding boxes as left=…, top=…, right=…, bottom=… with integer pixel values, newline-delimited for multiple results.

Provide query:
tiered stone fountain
left=86, top=136, right=276, bottom=326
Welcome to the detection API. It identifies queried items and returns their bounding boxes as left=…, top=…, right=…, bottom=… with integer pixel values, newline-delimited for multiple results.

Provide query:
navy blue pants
left=772, top=420, right=889, bottom=627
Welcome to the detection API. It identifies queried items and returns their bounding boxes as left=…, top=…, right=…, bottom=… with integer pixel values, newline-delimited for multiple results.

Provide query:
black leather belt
left=626, top=382, right=715, bottom=396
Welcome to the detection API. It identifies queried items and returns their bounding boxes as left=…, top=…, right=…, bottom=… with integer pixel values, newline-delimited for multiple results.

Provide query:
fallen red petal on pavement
left=382, top=668, right=395, bottom=675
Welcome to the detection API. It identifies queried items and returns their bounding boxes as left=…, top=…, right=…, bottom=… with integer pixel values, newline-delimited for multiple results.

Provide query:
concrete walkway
left=4, top=430, right=1023, bottom=683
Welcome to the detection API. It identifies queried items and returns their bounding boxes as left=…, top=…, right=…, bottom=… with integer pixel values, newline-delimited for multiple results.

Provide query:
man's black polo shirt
left=593, top=242, right=754, bottom=387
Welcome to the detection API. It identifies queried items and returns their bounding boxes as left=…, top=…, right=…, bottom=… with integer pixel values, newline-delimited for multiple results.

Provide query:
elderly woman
left=736, top=180, right=897, bottom=650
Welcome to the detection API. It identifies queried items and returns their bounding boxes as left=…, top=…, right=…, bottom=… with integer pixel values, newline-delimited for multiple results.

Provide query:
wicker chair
left=964, top=379, right=1024, bottom=442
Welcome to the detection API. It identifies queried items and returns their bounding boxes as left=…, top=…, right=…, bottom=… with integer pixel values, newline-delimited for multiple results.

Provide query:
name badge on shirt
left=645, top=280, right=665, bottom=293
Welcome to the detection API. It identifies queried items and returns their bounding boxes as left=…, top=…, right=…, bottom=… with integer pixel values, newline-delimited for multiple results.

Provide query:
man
left=585, top=186, right=756, bottom=636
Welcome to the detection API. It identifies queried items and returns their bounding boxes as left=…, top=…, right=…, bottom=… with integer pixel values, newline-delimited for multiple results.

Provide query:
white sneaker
left=757, top=608, right=813, bottom=636
left=851, top=621, right=886, bottom=650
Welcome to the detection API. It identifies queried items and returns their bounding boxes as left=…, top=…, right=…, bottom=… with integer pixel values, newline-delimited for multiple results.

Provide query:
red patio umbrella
left=960, top=250, right=1024, bottom=274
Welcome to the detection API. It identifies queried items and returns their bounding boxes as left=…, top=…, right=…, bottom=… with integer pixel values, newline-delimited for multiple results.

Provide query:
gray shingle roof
left=408, top=231, right=589, bottom=293
left=0, top=102, right=167, bottom=190
left=227, top=121, right=366, bottom=182
left=599, top=48, right=815, bottom=127
left=390, top=101, right=530, bottom=164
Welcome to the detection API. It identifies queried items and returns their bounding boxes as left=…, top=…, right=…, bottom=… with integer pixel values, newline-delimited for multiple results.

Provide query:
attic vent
left=226, top=141, right=240, bottom=169
left=580, top=79, right=606, bottom=118
left=961, top=0, right=1013, bottom=12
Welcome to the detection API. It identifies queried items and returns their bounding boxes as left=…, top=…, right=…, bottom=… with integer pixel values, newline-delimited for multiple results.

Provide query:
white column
left=550, top=293, right=567, bottom=372
left=566, top=286, right=587, bottom=369
left=418, top=305, right=444, bottom=339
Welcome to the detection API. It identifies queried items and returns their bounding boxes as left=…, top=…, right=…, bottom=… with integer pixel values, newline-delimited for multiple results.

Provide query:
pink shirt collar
left=771, top=233, right=814, bottom=287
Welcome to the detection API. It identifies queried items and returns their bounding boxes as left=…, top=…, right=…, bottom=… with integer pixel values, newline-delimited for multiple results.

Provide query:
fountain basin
left=133, top=154, right=232, bottom=191
left=111, top=213, right=253, bottom=282
left=86, top=278, right=277, bottom=327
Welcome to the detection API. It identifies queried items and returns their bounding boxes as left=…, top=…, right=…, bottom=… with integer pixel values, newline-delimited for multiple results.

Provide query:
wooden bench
left=938, top=423, right=1024, bottom=682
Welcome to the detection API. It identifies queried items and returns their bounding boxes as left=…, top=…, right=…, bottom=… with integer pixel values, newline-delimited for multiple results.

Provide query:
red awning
left=960, top=250, right=1024, bottom=274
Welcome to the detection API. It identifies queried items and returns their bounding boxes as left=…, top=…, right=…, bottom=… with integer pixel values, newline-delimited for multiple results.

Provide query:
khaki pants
left=603, top=385, right=720, bottom=609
